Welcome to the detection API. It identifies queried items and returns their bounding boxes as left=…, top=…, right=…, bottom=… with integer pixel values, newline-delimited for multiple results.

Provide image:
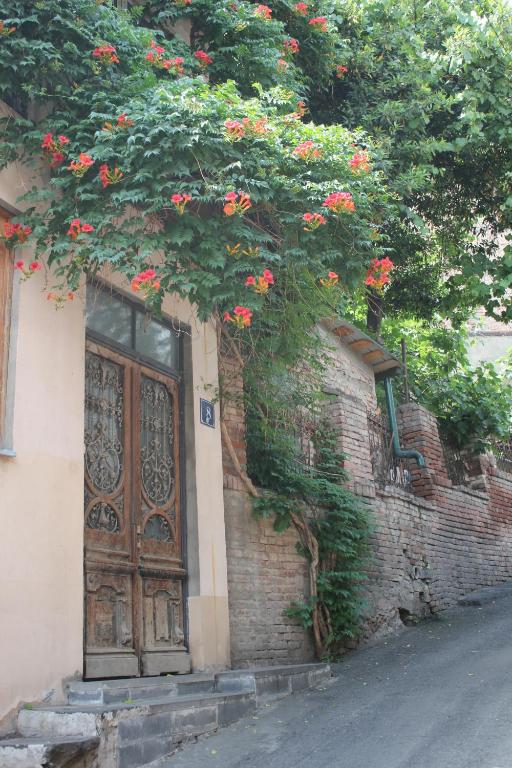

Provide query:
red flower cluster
left=67, top=219, right=94, bottom=240
left=320, top=270, right=339, bottom=288
left=168, top=57, right=185, bottom=75
left=302, top=212, right=326, bottom=231
left=14, top=260, right=42, bottom=281
left=194, top=50, right=213, bottom=67
left=146, top=40, right=174, bottom=70
left=224, top=306, right=253, bottom=328
left=224, top=120, right=245, bottom=140
left=309, top=16, right=327, bottom=31
left=224, top=117, right=268, bottom=141
left=286, top=100, right=307, bottom=122
left=92, top=44, right=119, bottom=65
left=131, top=268, right=161, bottom=294
left=293, top=2, right=309, bottom=15
left=254, top=4, right=272, bottom=19
left=103, top=113, right=134, bottom=131
left=41, top=133, right=70, bottom=168
left=293, top=140, right=322, bottom=161
left=174, top=0, right=192, bottom=5
left=47, top=291, right=75, bottom=306
left=99, top=164, right=124, bottom=189
left=336, top=64, right=348, bottom=79
left=283, top=38, right=300, bottom=56
left=224, top=191, right=252, bottom=216
left=322, top=191, right=355, bottom=214
left=0, top=20, right=16, bottom=36
left=349, top=151, right=370, bottom=173
left=365, top=257, right=394, bottom=292
left=68, top=152, right=94, bottom=177
left=277, top=59, right=288, bottom=73
left=245, top=269, right=274, bottom=294
left=117, top=113, right=134, bottom=129
left=2, top=221, right=31, bottom=245
left=170, top=193, right=192, bottom=215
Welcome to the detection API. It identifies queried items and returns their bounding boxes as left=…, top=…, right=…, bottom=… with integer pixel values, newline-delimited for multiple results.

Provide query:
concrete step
left=0, top=735, right=99, bottom=768
left=66, top=673, right=216, bottom=705
left=7, top=663, right=330, bottom=768
left=17, top=691, right=257, bottom=767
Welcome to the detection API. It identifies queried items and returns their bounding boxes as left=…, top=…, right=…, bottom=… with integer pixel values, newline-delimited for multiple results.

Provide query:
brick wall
left=361, top=402, right=512, bottom=639
left=221, top=335, right=512, bottom=665
left=224, top=490, right=315, bottom=666
left=219, top=348, right=314, bottom=668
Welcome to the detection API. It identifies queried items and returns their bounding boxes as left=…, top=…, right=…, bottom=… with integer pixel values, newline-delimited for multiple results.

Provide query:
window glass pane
left=135, top=314, right=179, bottom=371
left=86, top=286, right=132, bottom=347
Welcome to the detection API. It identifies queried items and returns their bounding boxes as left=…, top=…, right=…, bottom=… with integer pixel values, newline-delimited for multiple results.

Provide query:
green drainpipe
left=383, top=377, right=426, bottom=467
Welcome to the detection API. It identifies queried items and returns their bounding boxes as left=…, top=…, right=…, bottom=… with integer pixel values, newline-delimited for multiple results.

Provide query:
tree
left=309, top=0, right=512, bottom=324
left=375, top=314, right=512, bottom=450
left=0, top=0, right=390, bottom=319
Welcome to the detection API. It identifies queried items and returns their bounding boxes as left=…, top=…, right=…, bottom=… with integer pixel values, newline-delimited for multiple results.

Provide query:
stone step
left=8, top=663, right=330, bottom=768
left=216, top=663, right=330, bottom=699
left=18, top=691, right=257, bottom=767
left=66, top=672, right=216, bottom=705
left=0, top=735, right=99, bottom=768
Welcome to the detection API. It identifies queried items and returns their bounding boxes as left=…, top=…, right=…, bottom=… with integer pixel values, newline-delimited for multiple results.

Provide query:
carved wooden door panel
left=135, top=366, right=188, bottom=675
left=84, top=341, right=189, bottom=678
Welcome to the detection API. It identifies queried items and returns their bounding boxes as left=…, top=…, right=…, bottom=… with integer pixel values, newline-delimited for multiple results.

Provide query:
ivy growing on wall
left=249, top=409, right=372, bottom=657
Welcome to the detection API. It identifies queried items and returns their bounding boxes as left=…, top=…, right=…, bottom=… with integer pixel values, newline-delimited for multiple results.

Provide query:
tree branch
left=220, top=418, right=260, bottom=498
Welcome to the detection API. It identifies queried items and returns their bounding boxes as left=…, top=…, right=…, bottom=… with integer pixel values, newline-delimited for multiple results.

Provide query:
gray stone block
left=308, top=668, right=331, bottom=686
left=104, top=688, right=130, bottom=705
left=141, top=736, right=172, bottom=764
left=290, top=673, right=310, bottom=692
left=176, top=679, right=215, bottom=696
left=255, top=675, right=291, bottom=699
left=117, top=741, right=143, bottom=768
left=142, top=713, right=172, bottom=739
left=117, top=717, right=144, bottom=744
left=218, top=695, right=256, bottom=726
left=215, top=674, right=255, bottom=694
left=66, top=689, right=103, bottom=706
left=172, top=706, right=218, bottom=739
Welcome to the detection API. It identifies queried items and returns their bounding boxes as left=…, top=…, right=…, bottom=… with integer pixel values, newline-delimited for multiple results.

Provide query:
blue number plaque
left=200, top=398, right=215, bottom=428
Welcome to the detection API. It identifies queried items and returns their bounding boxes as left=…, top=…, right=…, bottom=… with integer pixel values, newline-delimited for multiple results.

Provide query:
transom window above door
left=85, top=283, right=181, bottom=374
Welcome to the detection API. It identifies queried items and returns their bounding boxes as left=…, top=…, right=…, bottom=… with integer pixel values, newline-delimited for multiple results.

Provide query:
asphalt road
left=165, top=589, right=512, bottom=768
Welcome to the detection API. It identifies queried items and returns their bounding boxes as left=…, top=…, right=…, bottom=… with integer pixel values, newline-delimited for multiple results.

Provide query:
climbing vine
left=0, top=0, right=385, bottom=653
left=249, top=409, right=371, bottom=657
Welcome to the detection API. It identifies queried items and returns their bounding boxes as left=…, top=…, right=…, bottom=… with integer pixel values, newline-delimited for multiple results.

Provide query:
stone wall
left=221, top=336, right=512, bottom=666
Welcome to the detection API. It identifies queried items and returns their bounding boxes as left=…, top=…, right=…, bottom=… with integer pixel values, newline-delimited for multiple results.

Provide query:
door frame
left=84, top=282, right=190, bottom=675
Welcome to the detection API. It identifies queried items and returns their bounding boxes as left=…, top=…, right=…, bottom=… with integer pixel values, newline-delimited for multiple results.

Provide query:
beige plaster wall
left=318, top=324, right=377, bottom=403
left=0, top=142, right=85, bottom=723
left=0, top=270, right=85, bottom=723
left=0, top=148, right=229, bottom=720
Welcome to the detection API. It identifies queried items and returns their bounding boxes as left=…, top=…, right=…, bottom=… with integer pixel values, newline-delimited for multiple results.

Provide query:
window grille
left=441, top=440, right=469, bottom=486
left=490, top=438, right=512, bottom=475
left=367, top=410, right=412, bottom=491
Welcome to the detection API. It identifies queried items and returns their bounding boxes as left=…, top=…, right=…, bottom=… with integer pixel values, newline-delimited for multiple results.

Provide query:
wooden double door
left=84, top=341, right=190, bottom=678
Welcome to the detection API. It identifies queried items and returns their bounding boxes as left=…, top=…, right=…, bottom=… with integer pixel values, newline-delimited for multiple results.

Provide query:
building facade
left=0, top=125, right=230, bottom=724
left=2, top=96, right=512, bottom=731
